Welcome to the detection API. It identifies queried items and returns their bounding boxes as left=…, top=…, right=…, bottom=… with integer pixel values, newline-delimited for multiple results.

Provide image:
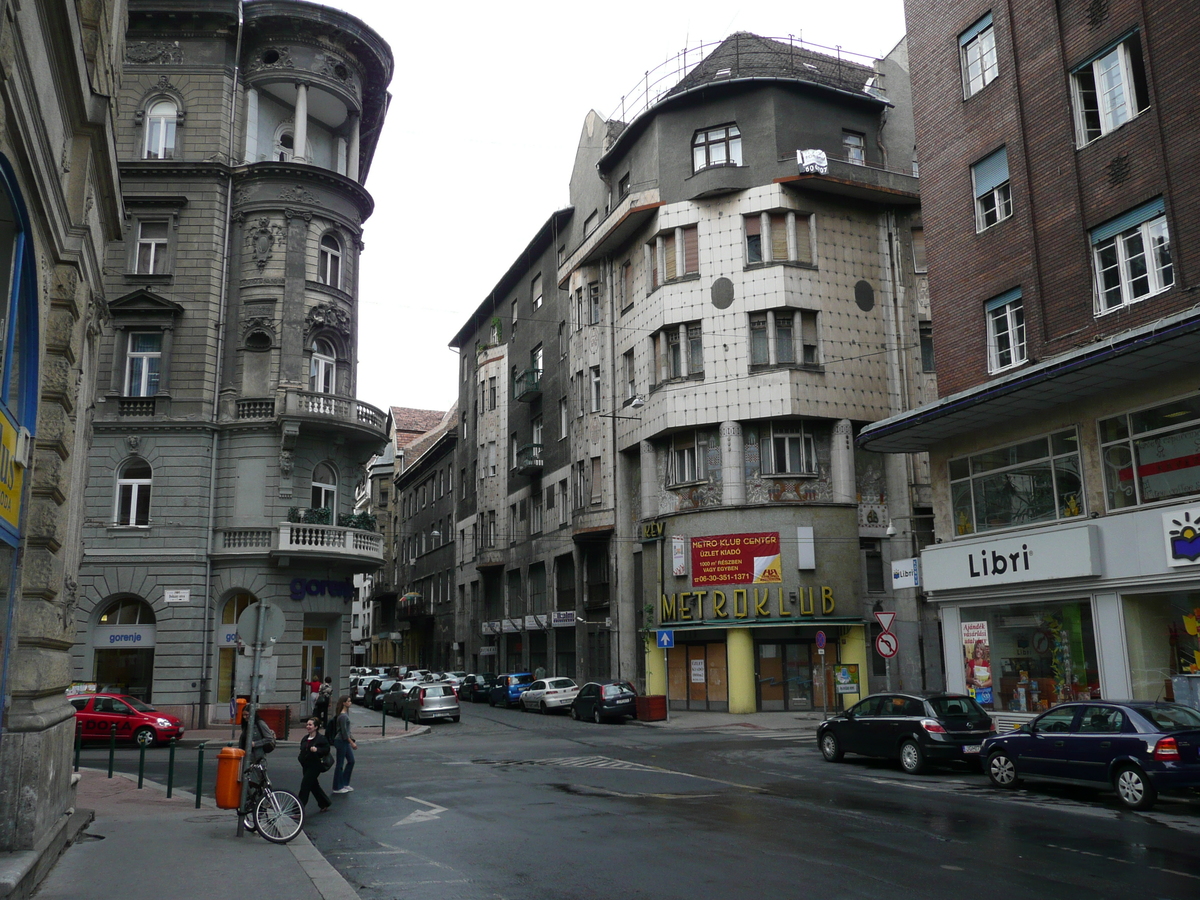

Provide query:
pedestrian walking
left=330, top=695, right=357, bottom=794
left=313, top=676, right=333, bottom=726
left=296, top=717, right=331, bottom=814
left=240, top=709, right=276, bottom=762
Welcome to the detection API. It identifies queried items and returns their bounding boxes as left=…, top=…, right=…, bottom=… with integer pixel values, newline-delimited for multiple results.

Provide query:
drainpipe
left=199, top=0, right=243, bottom=729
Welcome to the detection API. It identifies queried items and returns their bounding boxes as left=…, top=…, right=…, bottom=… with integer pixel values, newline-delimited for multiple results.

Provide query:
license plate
left=962, top=744, right=981, bottom=754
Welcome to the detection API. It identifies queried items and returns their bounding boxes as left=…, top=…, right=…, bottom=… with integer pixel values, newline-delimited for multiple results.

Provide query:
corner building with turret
left=72, top=0, right=393, bottom=727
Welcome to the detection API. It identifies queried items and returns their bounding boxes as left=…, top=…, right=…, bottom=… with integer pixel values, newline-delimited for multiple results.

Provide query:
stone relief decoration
left=305, top=302, right=351, bottom=338
left=241, top=315, right=276, bottom=346
left=280, top=449, right=293, bottom=477
left=248, top=46, right=294, bottom=73
left=126, top=434, right=141, bottom=455
left=246, top=217, right=284, bottom=269
left=61, top=137, right=72, bottom=173
left=233, top=187, right=250, bottom=207
left=57, top=576, right=80, bottom=634
left=283, top=208, right=313, bottom=223
left=240, top=277, right=285, bottom=288
left=51, top=266, right=79, bottom=304
left=279, top=185, right=316, bottom=204
left=855, top=447, right=888, bottom=534
left=127, top=42, right=184, bottom=65
left=315, top=52, right=358, bottom=96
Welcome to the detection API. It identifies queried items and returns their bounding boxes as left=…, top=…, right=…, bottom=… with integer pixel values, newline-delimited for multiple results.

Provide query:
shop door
left=668, top=643, right=728, bottom=711
left=757, top=643, right=814, bottom=711
left=300, top=627, right=328, bottom=703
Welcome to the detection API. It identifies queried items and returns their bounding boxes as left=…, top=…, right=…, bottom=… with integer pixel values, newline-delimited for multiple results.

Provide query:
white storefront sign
left=524, top=614, right=547, bottom=629
left=93, top=625, right=156, bottom=648
left=891, top=558, right=920, bottom=589
left=690, top=659, right=706, bottom=683
left=551, top=611, right=576, bottom=627
left=163, top=589, right=190, bottom=604
left=672, top=536, right=688, bottom=577
left=922, top=524, right=1099, bottom=592
left=1163, top=506, right=1200, bottom=567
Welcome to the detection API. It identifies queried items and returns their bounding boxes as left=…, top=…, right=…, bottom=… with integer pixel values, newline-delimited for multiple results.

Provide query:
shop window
left=1100, top=394, right=1200, bottom=510
left=1122, top=591, right=1200, bottom=701
left=218, top=593, right=257, bottom=702
left=98, top=597, right=156, bottom=625
left=115, top=459, right=153, bottom=526
left=959, top=600, right=1098, bottom=712
left=949, top=429, right=1083, bottom=535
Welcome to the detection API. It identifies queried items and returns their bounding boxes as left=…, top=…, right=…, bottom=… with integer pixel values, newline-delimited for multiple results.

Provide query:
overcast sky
left=321, top=0, right=908, bottom=416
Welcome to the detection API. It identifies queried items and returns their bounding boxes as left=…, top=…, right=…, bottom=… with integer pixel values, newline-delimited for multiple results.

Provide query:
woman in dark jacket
left=296, top=717, right=331, bottom=813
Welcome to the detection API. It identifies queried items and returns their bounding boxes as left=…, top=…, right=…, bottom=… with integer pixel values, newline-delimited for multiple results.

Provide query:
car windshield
left=549, top=679, right=575, bottom=688
left=928, top=696, right=987, bottom=719
left=121, top=697, right=155, bottom=712
left=1141, top=704, right=1200, bottom=731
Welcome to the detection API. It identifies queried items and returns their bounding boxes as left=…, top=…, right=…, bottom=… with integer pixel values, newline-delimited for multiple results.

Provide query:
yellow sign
left=0, top=416, right=22, bottom=534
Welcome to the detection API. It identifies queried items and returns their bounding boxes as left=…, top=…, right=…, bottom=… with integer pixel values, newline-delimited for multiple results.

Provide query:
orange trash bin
left=215, top=746, right=246, bottom=809
left=234, top=697, right=248, bottom=724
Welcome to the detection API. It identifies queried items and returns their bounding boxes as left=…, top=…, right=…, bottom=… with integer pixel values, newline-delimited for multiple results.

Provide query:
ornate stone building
left=71, top=1, right=392, bottom=728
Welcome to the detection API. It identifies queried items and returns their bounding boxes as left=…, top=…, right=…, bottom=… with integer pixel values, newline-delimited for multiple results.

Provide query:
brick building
left=861, top=1, right=1200, bottom=724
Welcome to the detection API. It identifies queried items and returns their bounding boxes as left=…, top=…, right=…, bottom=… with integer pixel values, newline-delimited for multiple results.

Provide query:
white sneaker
left=331, top=787, right=349, bottom=794
left=343, top=785, right=355, bottom=792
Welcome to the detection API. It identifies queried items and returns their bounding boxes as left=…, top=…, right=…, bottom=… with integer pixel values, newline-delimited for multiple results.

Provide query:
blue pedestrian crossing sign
left=657, top=630, right=675, bottom=648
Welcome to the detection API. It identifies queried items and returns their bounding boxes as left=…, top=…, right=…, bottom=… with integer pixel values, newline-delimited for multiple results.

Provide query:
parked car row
left=479, top=673, right=638, bottom=723
left=816, top=691, right=1200, bottom=811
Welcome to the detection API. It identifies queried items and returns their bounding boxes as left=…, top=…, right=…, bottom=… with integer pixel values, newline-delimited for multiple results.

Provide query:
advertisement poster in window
left=962, top=621, right=992, bottom=706
left=690, top=532, right=782, bottom=586
left=834, top=664, right=860, bottom=694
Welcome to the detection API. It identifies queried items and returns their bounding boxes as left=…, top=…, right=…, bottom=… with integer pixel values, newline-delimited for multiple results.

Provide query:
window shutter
left=770, top=214, right=789, bottom=262
left=744, top=215, right=761, bottom=237
left=683, top=226, right=699, bottom=274
left=795, top=215, right=812, bottom=264
left=664, top=233, right=677, bottom=280
left=959, top=12, right=993, bottom=46
left=972, top=147, right=1009, bottom=197
left=1089, top=197, right=1165, bottom=244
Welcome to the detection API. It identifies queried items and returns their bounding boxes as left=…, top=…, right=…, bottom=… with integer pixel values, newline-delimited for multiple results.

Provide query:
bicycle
left=240, top=758, right=304, bottom=843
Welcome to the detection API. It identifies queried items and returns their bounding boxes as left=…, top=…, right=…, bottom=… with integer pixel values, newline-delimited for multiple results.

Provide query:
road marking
left=392, top=796, right=447, bottom=826
left=474, top=755, right=765, bottom=792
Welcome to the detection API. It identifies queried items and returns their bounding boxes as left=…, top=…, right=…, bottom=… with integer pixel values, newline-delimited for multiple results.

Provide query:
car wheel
left=570, top=705, right=579, bottom=721
left=592, top=707, right=602, bottom=724
left=986, top=751, right=1021, bottom=788
left=133, top=727, right=156, bottom=749
left=540, top=701, right=549, bottom=715
left=899, top=739, right=926, bottom=775
left=1114, top=765, right=1157, bottom=811
left=820, top=731, right=844, bottom=763
left=451, top=715, right=460, bottom=723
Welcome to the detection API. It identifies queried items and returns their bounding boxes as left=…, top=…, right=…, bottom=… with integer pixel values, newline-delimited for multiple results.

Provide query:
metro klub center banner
left=691, top=532, right=782, bottom=587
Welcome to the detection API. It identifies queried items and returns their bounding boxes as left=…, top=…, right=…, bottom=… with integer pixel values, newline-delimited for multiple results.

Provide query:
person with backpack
left=296, top=717, right=332, bottom=814
left=330, top=695, right=357, bottom=794
left=313, top=676, right=333, bottom=726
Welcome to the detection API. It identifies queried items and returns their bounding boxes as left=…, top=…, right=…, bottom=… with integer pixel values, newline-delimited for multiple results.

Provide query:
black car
left=461, top=673, right=497, bottom=703
left=981, top=700, right=1200, bottom=810
left=817, top=692, right=995, bottom=774
left=570, top=680, right=637, bottom=723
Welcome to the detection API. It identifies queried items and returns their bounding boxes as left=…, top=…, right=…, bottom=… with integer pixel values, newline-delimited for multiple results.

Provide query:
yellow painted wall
left=726, top=628, right=756, bottom=714
left=645, top=635, right=667, bottom=695
left=839, top=625, right=868, bottom=707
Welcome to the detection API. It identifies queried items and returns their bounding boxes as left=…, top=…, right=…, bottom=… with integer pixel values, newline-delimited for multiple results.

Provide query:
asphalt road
left=82, top=702, right=1200, bottom=900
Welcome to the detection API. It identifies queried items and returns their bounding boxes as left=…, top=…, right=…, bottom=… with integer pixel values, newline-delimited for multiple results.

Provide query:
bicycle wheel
left=254, top=789, right=304, bottom=843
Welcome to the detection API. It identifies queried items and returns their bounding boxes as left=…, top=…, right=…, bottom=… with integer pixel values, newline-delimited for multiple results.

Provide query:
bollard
left=166, top=738, right=176, bottom=798
left=195, top=741, right=208, bottom=809
left=74, top=721, right=82, bottom=773
left=108, top=724, right=117, bottom=778
left=137, top=739, right=146, bottom=788
left=381, top=702, right=386, bottom=737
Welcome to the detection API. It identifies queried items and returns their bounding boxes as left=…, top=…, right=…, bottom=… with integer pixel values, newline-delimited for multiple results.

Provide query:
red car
left=68, top=693, right=185, bottom=747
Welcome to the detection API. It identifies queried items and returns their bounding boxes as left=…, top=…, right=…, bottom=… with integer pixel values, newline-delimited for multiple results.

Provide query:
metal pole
left=382, top=701, right=386, bottom=737
left=74, top=721, right=81, bottom=772
left=663, top=646, right=669, bottom=723
left=820, top=649, right=827, bottom=719
left=137, top=741, right=146, bottom=788
left=236, top=602, right=267, bottom=836
left=195, top=741, right=208, bottom=809
left=107, top=724, right=116, bottom=777
left=167, top=738, right=176, bottom=798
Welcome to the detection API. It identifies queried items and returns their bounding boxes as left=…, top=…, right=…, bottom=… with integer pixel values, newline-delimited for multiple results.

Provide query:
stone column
left=293, top=83, right=308, bottom=163
left=243, top=87, right=258, bottom=163
left=831, top=418, right=855, bottom=504
left=348, top=112, right=360, bottom=181
left=720, top=421, right=744, bottom=506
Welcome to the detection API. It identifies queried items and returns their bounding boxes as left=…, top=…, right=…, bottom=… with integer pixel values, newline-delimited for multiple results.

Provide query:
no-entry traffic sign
left=815, top=630, right=826, bottom=650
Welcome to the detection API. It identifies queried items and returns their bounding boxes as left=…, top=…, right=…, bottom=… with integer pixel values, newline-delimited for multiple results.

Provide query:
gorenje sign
left=921, top=525, right=1099, bottom=592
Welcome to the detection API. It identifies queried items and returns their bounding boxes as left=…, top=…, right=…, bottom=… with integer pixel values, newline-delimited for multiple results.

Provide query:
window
left=949, top=430, right=1083, bottom=535
left=692, top=124, right=742, bottom=172
left=532, top=415, right=543, bottom=450
left=667, top=329, right=682, bottom=378
left=136, top=221, right=169, bottom=274
left=986, top=288, right=1026, bottom=372
left=115, top=459, right=152, bottom=526
left=311, top=462, right=337, bottom=510
left=861, top=539, right=885, bottom=592
left=530, top=344, right=543, bottom=380
left=744, top=212, right=813, bottom=266
left=487, top=442, right=496, bottom=477
left=574, top=288, right=584, bottom=330
left=842, top=131, right=865, bottom=165
left=687, top=323, right=703, bottom=375
left=959, top=13, right=998, bottom=98
left=559, top=397, right=568, bottom=438
left=624, top=349, right=636, bottom=400
left=558, top=479, right=568, bottom=525
left=276, top=131, right=294, bottom=162
left=618, top=173, right=630, bottom=199
left=511, top=299, right=518, bottom=336
left=750, top=313, right=768, bottom=366
left=590, top=457, right=602, bottom=505
left=774, top=313, right=795, bottom=365
left=972, top=147, right=1011, bottom=232
left=919, top=322, right=935, bottom=373
left=510, top=433, right=518, bottom=471
left=911, top=227, right=927, bottom=273
left=652, top=225, right=699, bottom=282
left=590, top=365, right=601, bottom=412
left=584, top=210, right=599, bottom=237
left=749, top=310, right=817, bottom=368
left=1100, top=395, right=1200, bottom=510
left=318, top=234, right=341, bottom=288
left=1091, top=199, right=1172, bottom=313
left=670, top=432, right=707, bottom=485
left=588, top=281, right=600, bottom=325
left=558, top=321, right=566, bottom=357
left=531, top=273, right=542, bottom=310
left=488, top=376, right=497, bottom=410
left=531, top=491, right=544, bottom=534
left=767, top=424, right=816, bottom=476
left=143, top=99, right=178, bottom=159
left=620, top=260, right=633, bottom=310
left=1071, top=35, right=1148, bottom=145
left=576, top=370, right=585, bottom=416
left=309, top=338, right=336, bottom=394
left=125, top=332, right=162, bottom=396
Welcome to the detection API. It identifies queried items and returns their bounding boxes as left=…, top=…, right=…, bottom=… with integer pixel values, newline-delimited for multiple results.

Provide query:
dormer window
left=692, top=124, right=742, bottom=173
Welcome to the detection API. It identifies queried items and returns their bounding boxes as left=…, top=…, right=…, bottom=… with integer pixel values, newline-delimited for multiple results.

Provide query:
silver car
left=394, top=682, right=460, bottom=723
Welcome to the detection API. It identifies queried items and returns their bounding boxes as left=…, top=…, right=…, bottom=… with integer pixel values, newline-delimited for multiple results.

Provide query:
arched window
left=318, top=234, right=341, bottom=288
left=144, top=99, right=177, bottom=160
left=309, top=337, right=336, bottom=394
left=276, top=131, right=295, bottom=162
left=98, top=597, right=156, bottom=625
left=115, top=459, right=152, bottom=526
left=311, top=462, right=337, bottom=511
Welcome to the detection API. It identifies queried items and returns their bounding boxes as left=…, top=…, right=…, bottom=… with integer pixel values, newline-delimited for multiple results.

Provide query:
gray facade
left=72, top=0, right=392, bottom=728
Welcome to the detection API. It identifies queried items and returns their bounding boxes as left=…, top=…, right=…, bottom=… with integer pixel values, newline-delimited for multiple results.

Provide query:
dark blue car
left=982, top=700, right=1200, bottom=810
left=488, top=673, right=533, bottom=708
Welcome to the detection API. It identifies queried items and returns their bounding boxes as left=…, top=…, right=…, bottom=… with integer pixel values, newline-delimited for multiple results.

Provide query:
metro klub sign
left=690, top=532, right=782, bottom=587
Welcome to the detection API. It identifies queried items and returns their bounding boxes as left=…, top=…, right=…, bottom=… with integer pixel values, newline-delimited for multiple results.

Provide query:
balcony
left=515, top=443, right=543, bottom=476
left=276, top=388, right=389, bottom=445
left=513, top=368, right=542, bottom=402
left=215, top=522, right=384, bottom=568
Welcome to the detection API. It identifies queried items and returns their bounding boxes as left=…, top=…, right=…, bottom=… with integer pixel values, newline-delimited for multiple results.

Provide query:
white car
left=520, top=677, right=580, bottom=713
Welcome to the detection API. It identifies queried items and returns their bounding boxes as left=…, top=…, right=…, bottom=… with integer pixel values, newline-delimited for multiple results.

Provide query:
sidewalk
left=630, top=707, right=827, bottom=734
left=33, top=769, right=359, bottom=900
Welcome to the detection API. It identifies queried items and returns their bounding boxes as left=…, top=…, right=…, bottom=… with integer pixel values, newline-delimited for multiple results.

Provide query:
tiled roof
left=398, top=402, right=457, bottom=472
left=665, top=32, right=875, bottom=101
left=390, top=406, right=447, bottom=450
